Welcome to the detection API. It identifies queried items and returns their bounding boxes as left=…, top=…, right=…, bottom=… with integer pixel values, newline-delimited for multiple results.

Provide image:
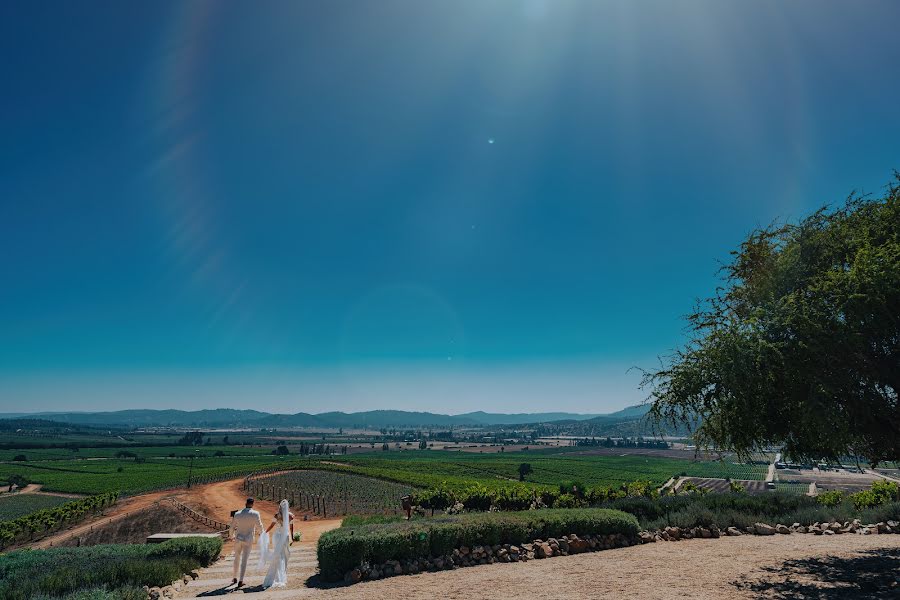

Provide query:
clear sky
left=1, top=1, right=899, bottom=415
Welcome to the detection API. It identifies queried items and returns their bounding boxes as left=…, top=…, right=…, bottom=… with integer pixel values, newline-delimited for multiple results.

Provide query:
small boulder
left=345, top=569, right=362, bottom=584
left=754, top=523, right=776, bottom=536
left=726, top=527, right=742, bottom=537
left=569, top=538, right=591, bottom=553
left=775, top=524, right=790, bottom=534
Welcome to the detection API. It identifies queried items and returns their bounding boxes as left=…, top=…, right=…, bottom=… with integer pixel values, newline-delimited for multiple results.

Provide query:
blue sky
left=1, top=1, right=899, bottom=414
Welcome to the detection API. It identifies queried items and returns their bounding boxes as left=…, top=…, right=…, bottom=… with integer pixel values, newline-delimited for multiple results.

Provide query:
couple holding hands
left=230, top=497, right=295, bottom=589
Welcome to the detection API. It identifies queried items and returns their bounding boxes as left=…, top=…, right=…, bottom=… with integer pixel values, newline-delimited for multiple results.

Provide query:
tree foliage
left=644, top=175, right=900, bottom=464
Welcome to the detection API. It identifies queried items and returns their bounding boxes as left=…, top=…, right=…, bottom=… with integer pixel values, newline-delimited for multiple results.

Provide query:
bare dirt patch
left=58, top=502, right=217, bottom=546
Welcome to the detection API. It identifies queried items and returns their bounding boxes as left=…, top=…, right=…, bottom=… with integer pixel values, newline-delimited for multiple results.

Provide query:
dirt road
left=31, top=477, right=342, bottom=550
left=180, top=477, right=342, bottom=546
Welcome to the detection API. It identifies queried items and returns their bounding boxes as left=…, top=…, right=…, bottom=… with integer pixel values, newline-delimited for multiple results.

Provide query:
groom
left=230, top=497, right=264, bottom=588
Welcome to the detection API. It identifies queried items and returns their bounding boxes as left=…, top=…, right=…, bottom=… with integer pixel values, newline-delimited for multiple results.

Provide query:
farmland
left=0, top=494, right=73, bottom=521
left=288, top=451, right=769, bottom=492
left=251, top=470, right=416, bottom=515
left=0, top=455, right=293, bottom=495
left=1, top=443, right=771, bottom=499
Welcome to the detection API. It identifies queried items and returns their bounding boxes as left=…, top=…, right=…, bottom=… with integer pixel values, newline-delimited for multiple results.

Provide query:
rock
left=345, top=569, right=362, bottom=584
left=534, top=542, right=552, bottom=559
left=699, top=528, right=712, bottom=539
left=775, top=524, right=791, bottom=534
left=754, top=523, right=776, bottom=536
left=394, top=563, right=404, bottom=575
left=710, top=526, right=721, bottom=539
left=460, top=546, right=470, bottom=555
left=860, top=527, right=872, bottom=535
left=823, top=529, right=835, bottom=536
left=148, top=588, right=161, bottom=600
left=796, top=526, right=808, bottom=533
left=726, top=527, right=743, bottom=536
left=557, top=538, right=569, bottom=553
left=569, top=538, right=591, bottom=553
left=791, top=523, right=801, bottom=529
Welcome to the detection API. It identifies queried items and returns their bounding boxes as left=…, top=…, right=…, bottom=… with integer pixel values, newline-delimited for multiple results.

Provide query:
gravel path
left=181, top=533, right=900, bottom=599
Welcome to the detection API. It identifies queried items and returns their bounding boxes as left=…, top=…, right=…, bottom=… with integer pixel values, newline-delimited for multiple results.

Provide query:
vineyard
left=0, top=492, right=119, bottom=549
left=303, top=453, right=770, bottom=492
left=247, top=470, right=415, bottom=517
left=0, top=455, right=294, bottom=496
left=0, top=494, right=74, bottom=521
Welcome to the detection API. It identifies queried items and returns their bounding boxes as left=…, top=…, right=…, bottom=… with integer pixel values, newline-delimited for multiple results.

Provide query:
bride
left=257, top=499, right=294, bottom=588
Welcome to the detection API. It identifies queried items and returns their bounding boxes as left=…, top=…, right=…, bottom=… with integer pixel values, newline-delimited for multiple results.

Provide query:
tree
left=644, top=176, right=900, bottom=465
left=419, top=439, right=427, bottom=450
left=12, top=454, right=27, bottom=462
left=179, top=431, right=204, bottom=446
left=274, top=445, right=290, bottom=456
left=518, top=463, right=533, bottom=481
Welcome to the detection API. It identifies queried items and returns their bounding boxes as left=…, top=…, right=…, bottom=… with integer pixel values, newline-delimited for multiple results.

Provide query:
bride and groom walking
left=230, top=497, right=294, bottom=589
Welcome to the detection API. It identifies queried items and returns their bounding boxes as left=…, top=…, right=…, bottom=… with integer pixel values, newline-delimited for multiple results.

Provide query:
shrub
left=0, top=537, right=222, bottom=600
left=493, top=486, right=534, bottom=511
left=728, top=481, right=745, bottom=494
left=553, top=493, right=586, bottom=509
left=816, top=490, right=844, bottom=507
left=317, top=508, right=639, bottom=581
left=460, top=484, right=492, bottom=512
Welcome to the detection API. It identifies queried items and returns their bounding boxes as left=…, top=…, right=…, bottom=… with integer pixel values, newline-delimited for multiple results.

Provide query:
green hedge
left=0, top=536, right=222, bottom=600
left=318, top=508, right=638, bottom=581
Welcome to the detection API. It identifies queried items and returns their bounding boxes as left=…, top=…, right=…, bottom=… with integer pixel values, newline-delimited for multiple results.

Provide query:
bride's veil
left=278, top=499, right=290, bottom=542
left=262, top=499, right=291, bottom=587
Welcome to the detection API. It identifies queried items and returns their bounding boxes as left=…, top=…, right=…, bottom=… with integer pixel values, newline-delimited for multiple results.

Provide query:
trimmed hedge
left=318, top=508, right=638, bottom=581
left=0, top=536, right=222, bottom=600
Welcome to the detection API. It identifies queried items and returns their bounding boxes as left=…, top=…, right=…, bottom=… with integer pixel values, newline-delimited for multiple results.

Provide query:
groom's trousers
left=233, top=539, right=253, bottom=582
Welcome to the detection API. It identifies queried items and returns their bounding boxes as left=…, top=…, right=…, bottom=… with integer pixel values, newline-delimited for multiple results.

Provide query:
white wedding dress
left=260, top=500, right=291, bottom=589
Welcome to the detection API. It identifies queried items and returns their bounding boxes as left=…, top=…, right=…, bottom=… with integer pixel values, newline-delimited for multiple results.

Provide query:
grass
left=0, top=536, right=222, bottom=600
left=0, top=494, right=74, bottom=521
left=318, top=508, right=639, bottom=581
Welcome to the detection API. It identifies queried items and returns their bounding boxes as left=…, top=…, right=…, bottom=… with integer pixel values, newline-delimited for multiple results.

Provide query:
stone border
left=341, top=519, right=900, bottom=585
left=639, top=518, right=899, bottom=543
left=145, top=569, right=201, bottom=599
left=343, top=532, right=635, bottom=583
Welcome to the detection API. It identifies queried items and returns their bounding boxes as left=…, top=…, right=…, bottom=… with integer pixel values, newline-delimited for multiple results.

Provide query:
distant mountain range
left=0, top=406, right=648, bottom=429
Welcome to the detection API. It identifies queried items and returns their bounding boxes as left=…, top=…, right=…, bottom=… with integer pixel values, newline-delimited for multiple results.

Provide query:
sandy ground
left=181, top=533, right=900, bottom=599
left=29, top=476, right=343, bottom=550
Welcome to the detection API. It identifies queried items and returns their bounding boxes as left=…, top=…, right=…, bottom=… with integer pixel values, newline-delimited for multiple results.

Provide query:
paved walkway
left=179, top=544, right=323, bottom=598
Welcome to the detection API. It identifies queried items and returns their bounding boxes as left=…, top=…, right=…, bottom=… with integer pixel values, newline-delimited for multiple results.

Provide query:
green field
left=294, top=452, right=767, bottom=492
left=0, top=455, right=293, bottom=495
left=2, top=443, right=769, bottom=498
left=0, top=494, right=73, bottom=521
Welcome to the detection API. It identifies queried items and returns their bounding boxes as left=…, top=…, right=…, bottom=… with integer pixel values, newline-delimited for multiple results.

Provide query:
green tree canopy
left=645, top=175, right=899, bottom=465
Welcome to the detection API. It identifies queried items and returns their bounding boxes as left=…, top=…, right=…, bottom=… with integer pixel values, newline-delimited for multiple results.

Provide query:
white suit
left=230, top=507, right=264, bottom=582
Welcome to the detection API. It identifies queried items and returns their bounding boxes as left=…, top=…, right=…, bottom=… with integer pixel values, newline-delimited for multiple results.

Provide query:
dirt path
left=179, top=533, right=900, bottom=599
left=173, top=478, right=342, bottom=548
left=30, top=477, right=342, bottom=550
